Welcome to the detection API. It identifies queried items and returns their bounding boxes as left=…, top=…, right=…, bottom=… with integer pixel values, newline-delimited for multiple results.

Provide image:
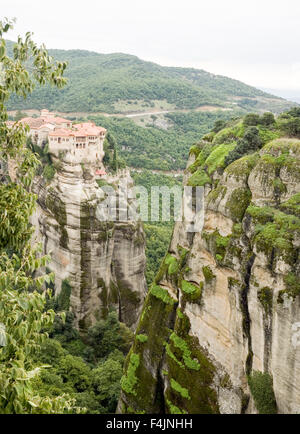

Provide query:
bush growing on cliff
left=243, top=112, right=275, bottom=127
left=248, top=371, right=277, bottom=414
left=243, top=113, right=261, bottom=127
left=42, top=164, right=56, bottom=181
left=225, top=126, right=262, bottom=167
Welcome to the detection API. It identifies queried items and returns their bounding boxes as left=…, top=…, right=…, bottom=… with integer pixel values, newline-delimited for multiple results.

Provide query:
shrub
left=243, top=113, right=261, bottom=127
left=181, top=280, right=202, bottom=301
left=202, top=266, right=215, bottom=283
left=57, top=279, right=72, bottom=311
left=87, top=311, right=133, bottom=359
left=150, top=284, right=176, bottom=305
left=56, top=355, right=92, bottom=392
left=43, top=164, right=56, bottom=181
left=260, top=112, right=275, bottom=127
left=187, top=169, right=211, bottom=187
left=257, top=287, right=273, bottom=314
left=136, top=334, right=148, bottom=343
left=225, top=127, right=262, bottom=167
left=248, top=371, right=277, bottom=414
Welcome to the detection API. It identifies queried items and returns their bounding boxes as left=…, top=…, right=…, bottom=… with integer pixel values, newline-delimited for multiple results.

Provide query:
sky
left=2, top=0, right=300, bottom=94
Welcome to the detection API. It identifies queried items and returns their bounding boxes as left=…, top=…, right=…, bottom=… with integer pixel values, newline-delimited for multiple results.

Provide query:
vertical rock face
left=119, top=136, right=300, bottom=414
left=32, top=152, right=147, bottom=330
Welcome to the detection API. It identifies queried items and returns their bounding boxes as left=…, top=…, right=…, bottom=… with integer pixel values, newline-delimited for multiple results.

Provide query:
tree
left=112, top=148, right=118, bottom=172
left=287, top=107, right=300, bottom=118
left=213, top=119, right=226, bottom=133
left=86, top=311, right=133, bottom=359
left=0, top=19, right=75, bottom=413
left=225, top=126, right=261, bottom=167
left=92, top=354, right=124, bottom=412
left=260, top=112, right=275, bottom=127
left=278, top=116, right=300, bottom=138
left=243, top=113, right=260, bottom=127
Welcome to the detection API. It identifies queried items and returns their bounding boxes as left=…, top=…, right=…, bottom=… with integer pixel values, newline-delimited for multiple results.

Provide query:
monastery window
left=83, top=144, right=85, bottom=149
left=76, top=144, right=79, bottom=148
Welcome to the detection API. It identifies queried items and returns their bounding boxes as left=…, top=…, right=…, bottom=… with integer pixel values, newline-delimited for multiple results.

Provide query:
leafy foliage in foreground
left=0, top=19, right=75, bottom=413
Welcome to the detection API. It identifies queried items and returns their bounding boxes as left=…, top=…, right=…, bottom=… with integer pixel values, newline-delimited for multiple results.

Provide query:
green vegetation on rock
left=120, top=352, right=140, bottom=396
left=170, top=379, right=191, bottom=400
left=248, top=371, right=277, bottom=414
left=150, top=284, right=176, bottom=305
left=202, top=266, right=215, bottom=283
left=136, top=334, right=148, bottom=343
left=181, top=280, right=202, bottom=302
left=257, top=287, right=273, bottom=314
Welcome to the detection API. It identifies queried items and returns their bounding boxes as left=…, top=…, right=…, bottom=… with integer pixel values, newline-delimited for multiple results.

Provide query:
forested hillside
left=6, top=41, right=293, bottom=114
left=88, top=111, right=239, bottom=170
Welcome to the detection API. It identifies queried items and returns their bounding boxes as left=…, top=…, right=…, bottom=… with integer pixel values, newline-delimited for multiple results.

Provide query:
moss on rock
left=248, top=371, right=277, bottom=414
left=257, top=287, right=273, bottom=314
left=226, top=187, right=252, bottom=222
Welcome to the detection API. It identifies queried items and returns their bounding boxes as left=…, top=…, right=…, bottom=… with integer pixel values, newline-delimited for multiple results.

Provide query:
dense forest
left=5, top=41, right=294, bottom=114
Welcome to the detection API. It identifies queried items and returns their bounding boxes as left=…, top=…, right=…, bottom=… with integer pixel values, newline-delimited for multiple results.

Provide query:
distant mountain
left=260, top=88, right=300, bottom=105
left=6, top=41, right=294, bottom=114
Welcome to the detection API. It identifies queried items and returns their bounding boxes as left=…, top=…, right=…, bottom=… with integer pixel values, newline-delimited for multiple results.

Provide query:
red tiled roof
left=95, top=169, right=107, bottom=175
left=49, top=128, right=74, bottom=137
left=48, top=121, right=106, bottom=139
left=20, top=117, right=45, bottom=129
left=20, top=115, right=71, bottom=129
left=44, top=116, right=71, bottom=124
left=74, top=122, right=106, bottom=135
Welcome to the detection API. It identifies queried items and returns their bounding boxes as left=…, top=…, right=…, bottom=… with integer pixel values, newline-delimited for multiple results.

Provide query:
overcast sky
left=2, top=0, right=300, bottom=93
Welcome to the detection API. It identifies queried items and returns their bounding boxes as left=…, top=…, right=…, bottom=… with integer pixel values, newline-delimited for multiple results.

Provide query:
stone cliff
left=118, top=121, right=300, bottom=413
left=31, top=147, right=147, bottom=330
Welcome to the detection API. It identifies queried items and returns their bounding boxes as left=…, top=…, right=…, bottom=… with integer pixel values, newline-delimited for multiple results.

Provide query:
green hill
left=6, top=41, right=294, bottom=114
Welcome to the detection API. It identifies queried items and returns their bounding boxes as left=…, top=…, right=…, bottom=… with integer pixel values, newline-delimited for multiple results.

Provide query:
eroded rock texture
left=31, top=153, right=147, bottom=330
left=119, top=137, right=300, bottom=414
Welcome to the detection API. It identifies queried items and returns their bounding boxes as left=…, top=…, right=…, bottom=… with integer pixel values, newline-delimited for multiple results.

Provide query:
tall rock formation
left=31, top=145, right=147, bottom=330
left=118, top=121, right=300, bottom=413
